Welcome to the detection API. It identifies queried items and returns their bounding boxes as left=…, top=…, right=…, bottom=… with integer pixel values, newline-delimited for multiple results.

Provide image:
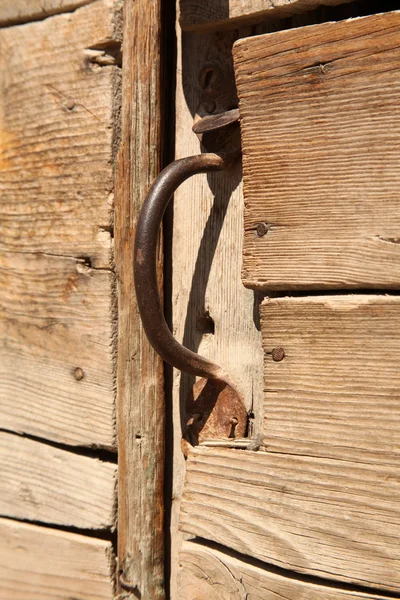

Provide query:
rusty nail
left=256, top=222, right=269, bottom=237
left=66, top=99, right=75, bottom=110
left=74, top=367, right=84, bottom=380
left=272, top=347, right=285, bottom=362
left=229, top=417, right=238, bottom=425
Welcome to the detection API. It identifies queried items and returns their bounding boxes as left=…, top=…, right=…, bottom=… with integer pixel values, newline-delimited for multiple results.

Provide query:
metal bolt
left=272, top=347, right=285, bottom=362
left=74, top=367, right=84, bottom=380
left=256, top=222, right=269, bottom=237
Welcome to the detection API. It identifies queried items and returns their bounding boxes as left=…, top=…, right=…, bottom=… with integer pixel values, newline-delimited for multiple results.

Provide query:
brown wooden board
left=179, top=0, right=352, bottom=31
left=0, top=518, right=114, bottom=599
left=0, top=0, right=97, bottom=26
left=0, top=0, right=121, bottom=448
left=233, top=11, right=400, bottom=290
left=177, top=541, right=395, bottom=599
left=180, top=295, right=400, bottom=593
left=260, top=295, right=400, bottom=464
left=181, top=445, right=400, bottom=593
left=114, top=0, right=165, bottom=596
left=0, top=431, right=116, bottom=529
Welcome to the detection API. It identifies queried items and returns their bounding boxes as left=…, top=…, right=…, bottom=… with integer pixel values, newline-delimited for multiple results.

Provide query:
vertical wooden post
left=115, top=0, right=165, bottom=597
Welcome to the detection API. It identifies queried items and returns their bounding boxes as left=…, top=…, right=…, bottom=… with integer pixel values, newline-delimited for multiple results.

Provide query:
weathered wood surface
left=234, top=11, right=400, bottom=290
left=0, top=0, right=96, bottom=26
left=171, top=25, right=264, bottom=598
left=0, top=517, right=114, bottom=599
left=261, top=295, right=400, bottom=464
left=179, top=0, right=351, bottom=30
left=181, top=295, right=400, bottom=592
left=0, top=431, right=116, bottom=529
left=177, top=542, right=393, bottom=599
left=0, top=0, right=121, bottom=448
left=114, top=0, right=165, bottom=597
left=181, top=445, right=400, bottom=593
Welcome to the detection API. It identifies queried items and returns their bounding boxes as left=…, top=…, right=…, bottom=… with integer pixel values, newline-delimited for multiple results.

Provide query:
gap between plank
left=0, top=428, right=117, bottom=463
left=189, top=537, right=400, bottom=598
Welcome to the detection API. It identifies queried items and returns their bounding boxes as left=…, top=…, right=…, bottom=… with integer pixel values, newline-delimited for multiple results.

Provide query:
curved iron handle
left=134, top=153, right=236, bottom=386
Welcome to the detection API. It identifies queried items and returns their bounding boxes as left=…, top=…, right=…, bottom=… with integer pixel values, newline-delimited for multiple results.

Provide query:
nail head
left=256, top=222, right=269, bottom=237
left=74, top=367, right=84, bottom=380
left=272, top=347, right=285, bottom=362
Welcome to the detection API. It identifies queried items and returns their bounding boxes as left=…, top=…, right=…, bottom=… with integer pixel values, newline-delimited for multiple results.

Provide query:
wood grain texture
left=179, top=0, right=351, bottom=31
left=181, top=295, right=400, bottom=592
left=234, top=11, right=400, bottom=290
left=0, top=0, right=95, bottom=26
left=0, top=431, right=116, bottom=529
left=181, top=445, right=400, bottom=593
left=114, top=0, right=165, bottom=597
left=177, top=542, right=393, bottom=599
left=261, top=295, right=400, bottom=464
left=0, top=0, right=121, bottom=267
left=171, top=26, right=264, bottom=598
left=0, top=0, right=121, bottom=448
left=0, top=253, right=116, bottom=448
left=0, top=517, right=114, bottom=599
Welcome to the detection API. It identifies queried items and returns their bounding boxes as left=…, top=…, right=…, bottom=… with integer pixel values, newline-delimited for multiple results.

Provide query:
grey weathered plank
left=0, top=0, right=121, bottom=448
left=170, top=23, right=265, bottom=599
left=233, top=11, right=400, bottom=290
left=178, top=542, right=394, bottom=599
left=179, top=0, right=352, bottom=31
left=0, top=431, right=116, bottom=529
left=0, top=518, right=114, bottom=599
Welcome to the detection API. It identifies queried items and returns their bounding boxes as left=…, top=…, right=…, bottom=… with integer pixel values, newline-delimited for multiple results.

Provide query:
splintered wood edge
left=178, top=541, right=392, bottom=599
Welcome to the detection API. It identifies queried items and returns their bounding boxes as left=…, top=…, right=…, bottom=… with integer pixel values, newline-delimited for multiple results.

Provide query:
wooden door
left=174, top=4, right=400, bottom=599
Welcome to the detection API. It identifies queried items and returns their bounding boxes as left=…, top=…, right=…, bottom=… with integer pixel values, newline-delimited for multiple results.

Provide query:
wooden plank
left=0, top=0, right=95, bottom=27
left=114, top=0, right=165, bottom=597
left=170, top=25, right=265, bottom=599
left=233, top=11, right=400, bottom=290
left=181, top=295, right=400, bottom=592
left=0, top=0, right=121, bottom=266
left=260, top=295, right=400, bottom=464
left=179, top=0, right=351, bottom=31
left=0, top=253, right=116, bottom=448
left=178, top=541, right=393, bottom=599
left=0, top=432, right=116, bottom=529
left=0, top=0, right=121, bottom=448
left=0, top=517, right=114, bottom=599
left=180, top=446, right=400, bottom=593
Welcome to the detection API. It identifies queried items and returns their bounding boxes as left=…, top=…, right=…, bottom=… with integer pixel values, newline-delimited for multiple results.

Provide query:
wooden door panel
left=181, top=295, right=400, bottom=592
left=0, top=0, right=119, bottom=448
left=181, top=446, right=400, bottom=592
left=261, top=295, right=400, bottom=463
left=0, top=431, right=116, bottom=529
left=0, top=518, right=114, bottom=599
left=177, top=542, right=394, bottom=599
left=233, top=11, right=400, bottom=290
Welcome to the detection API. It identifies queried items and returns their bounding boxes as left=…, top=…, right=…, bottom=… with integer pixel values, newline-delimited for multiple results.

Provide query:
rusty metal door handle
left=134, top=152, right=236, bottom=387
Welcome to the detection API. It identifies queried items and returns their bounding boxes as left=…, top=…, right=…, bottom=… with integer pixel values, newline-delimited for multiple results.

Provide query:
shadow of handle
left=134, top=153, right=234, bottom=384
